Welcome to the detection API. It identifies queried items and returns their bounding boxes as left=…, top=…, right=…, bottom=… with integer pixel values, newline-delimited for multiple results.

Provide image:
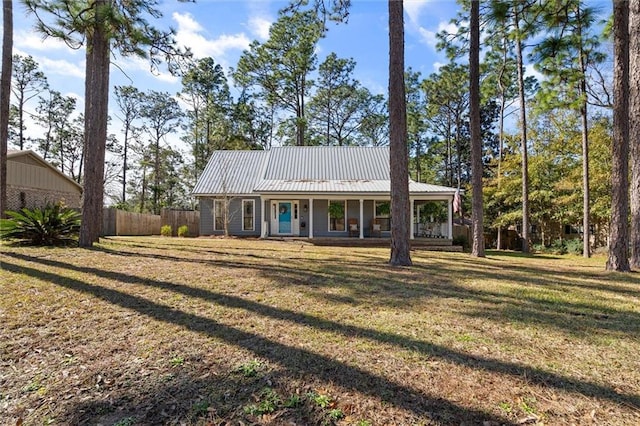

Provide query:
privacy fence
left=102, top=208, right=199, bottom=237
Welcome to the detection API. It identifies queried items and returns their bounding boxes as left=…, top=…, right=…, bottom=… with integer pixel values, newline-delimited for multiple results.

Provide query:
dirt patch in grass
left=1, top=237, right=639, bottom=425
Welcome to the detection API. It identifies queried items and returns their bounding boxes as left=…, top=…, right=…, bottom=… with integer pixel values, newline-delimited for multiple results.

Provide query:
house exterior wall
left=8, top=159, right=80, bottom=194
left=310, top=199, right=379, bottom=238
left=199, top=196, right=262, bottom=237
left=6, top=184, right=82, bottom=211
left=5, top=157, right=82, bottom=212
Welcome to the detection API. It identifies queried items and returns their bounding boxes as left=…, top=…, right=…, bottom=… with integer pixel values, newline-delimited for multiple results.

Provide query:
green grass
left=1, top=236, right=639, bottom=425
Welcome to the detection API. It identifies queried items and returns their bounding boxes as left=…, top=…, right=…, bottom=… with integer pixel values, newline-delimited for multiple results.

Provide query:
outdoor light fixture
left=303, top=204, right=308, bottom=212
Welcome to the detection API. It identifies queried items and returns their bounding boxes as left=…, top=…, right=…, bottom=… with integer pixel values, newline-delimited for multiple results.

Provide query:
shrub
left=565, top=238, right=583, bottom=255
left=452, top=235, right=469, bottom=250
left=177, top=225, right=189, bottom=237
left=161, top=225, right=172, bottom=237
left=0, top=203, right=81, bottom=246
left=550, top=238, right=568, bottom=255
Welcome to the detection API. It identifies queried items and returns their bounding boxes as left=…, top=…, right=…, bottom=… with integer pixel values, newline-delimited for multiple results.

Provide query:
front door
left=278, top=202, right=292, bottom=234
left=270, top=200, right=299, bottom=235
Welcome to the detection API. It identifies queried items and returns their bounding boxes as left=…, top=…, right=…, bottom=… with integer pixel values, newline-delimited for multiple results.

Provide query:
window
left=328, top=200, right=345, bottom=231
left=214, top=199, right=225, bottom=231
left=243, top=200, right=254, bottom=231
left=375, top=201, right=391, bottom=231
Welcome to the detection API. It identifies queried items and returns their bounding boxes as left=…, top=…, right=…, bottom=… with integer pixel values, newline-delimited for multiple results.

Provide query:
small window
left=243, top=200, right=254, bottom=231
left=214, top=199, right=225, bottom=231
left=328, top=200, right=345, bottom=232
left=375, top=201, right=391, bottom=231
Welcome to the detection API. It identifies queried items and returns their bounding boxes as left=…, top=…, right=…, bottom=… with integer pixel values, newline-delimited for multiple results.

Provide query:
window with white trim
left=214, top=199, right=225, bottom=231
left=243, top=199, right=255, bottom=231
left=328, top=200, right=345, bottom=231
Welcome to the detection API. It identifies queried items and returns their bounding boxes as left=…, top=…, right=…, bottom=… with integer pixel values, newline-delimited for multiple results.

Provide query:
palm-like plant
left=0, top=203, right=81, bottom=245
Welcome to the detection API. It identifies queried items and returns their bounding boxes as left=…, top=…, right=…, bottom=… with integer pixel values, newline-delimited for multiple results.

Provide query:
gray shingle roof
left=193, top=146, right=457, bottom=196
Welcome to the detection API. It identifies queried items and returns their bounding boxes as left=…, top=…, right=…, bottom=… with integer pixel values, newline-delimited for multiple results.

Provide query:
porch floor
left=265, top=236, right=463, bottom=252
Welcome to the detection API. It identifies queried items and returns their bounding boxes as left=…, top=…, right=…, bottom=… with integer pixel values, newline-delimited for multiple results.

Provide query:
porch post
left=260, top=196, right=267, bottom=238
left=359, top=199, right=364, bottom=239
left=309, top=198, right=314, bottom=239
left=447, top=196, right=453, bottom=239
left=410, top=198, right=415, bottom=240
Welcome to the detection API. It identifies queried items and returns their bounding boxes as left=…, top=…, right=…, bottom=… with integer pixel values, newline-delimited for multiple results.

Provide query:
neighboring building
left=5, top=150, right=83, bottom=211
left=193, top=146, right=458, bottom=240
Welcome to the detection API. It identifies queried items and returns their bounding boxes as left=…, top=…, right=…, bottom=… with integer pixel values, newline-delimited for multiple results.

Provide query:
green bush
left=550, top=239, right=568, bottom=255
left=565, top=238, right=583, bottom=255
left=452, top=235, right=469, bottom=250
left=0, top=203, right=81, bottom=246
left=177, top=225, right=189, bottom=237
left=161, top=225, right=172, bottom=237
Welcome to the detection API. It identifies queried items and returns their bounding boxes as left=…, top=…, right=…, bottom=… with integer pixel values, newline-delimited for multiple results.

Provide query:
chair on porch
left=370, top=218, right=382, bottom=238
left=348, top=218, right=359, bottom=237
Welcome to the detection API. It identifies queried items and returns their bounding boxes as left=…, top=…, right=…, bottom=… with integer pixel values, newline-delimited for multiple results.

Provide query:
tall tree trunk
left=580, top=100, right=590, bottom=258
left=79, top=0, right=111, bottom=247
left=122, top=121, right=129, bottom=203
left=514, top=8, right=530, bottom=253
left=470, top=0, right=485, bottom=257
left=607, top=0, right=631, bottom=271
left=154, top=131, right=160, bottom=214
left=629, top=0, right=640, bottom=269
left=388, top=0, right=411, bottom=266
left=0, top=0, right=12, bottom=219
left=577, top=6, right=591, bottom=259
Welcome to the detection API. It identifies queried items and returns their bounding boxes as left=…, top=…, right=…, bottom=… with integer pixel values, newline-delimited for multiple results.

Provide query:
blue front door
left=278, top=202, right=292, bottom=233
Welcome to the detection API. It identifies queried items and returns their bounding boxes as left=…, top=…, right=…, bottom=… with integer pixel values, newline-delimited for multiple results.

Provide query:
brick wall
left=6, top=185, right=82, bottom=212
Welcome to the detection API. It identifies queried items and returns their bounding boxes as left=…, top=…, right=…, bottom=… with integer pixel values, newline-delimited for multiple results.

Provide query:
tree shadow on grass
left=2, top=258, right=511, bottom=425
left=3, top=252, right=640, bottom=417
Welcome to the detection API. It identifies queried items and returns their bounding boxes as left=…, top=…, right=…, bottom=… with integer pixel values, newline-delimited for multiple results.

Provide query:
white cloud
left=405, top=0, right=431, bottom=25
left=114, top=55, right=180, bottom=86
left=38, top=56, right=85, bottom=79
left=525, top=63, right=545, bottom=83
left=432, top=61, right=446, bottom=72
left=14, top=29, right=77, bottom=52
left=173, top=12, right=251, bottom=63
left=417, top=21, right=460, bottom=49
left=248, top=15, right=272, bottom=41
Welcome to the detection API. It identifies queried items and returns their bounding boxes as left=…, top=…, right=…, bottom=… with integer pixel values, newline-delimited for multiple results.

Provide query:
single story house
left=193, top=146, right=458, bottom=240
left=5, top=150, right=83, bottom=212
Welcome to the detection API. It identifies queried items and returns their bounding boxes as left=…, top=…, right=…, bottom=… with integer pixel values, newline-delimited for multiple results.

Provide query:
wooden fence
left=102, top=208, right=161, bottom=236
left=161, top=209, right=200, bottom=237
left=101, top=208, right=200, bottom=237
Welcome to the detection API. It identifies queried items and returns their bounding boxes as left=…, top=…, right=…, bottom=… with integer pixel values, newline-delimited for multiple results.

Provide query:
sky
left=9, top=1, right=463, bottom=141
left=9, top=0, right=612, bottom=146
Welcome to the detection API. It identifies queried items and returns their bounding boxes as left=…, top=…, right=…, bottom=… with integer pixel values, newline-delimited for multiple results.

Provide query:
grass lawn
left=1, top=237, right=639, bottom=425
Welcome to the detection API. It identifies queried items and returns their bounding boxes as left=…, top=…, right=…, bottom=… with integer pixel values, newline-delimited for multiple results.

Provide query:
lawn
left=1, top=237, right=639, bottom=425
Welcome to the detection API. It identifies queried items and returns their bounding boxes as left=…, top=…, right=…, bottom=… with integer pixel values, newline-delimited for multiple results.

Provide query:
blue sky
left=11, top=1, right=463, bottom=139
left=10, top=0, right=612, bottom=144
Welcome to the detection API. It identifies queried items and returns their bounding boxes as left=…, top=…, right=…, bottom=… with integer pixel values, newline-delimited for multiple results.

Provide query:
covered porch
left=260, top=193, right=455, bottom=241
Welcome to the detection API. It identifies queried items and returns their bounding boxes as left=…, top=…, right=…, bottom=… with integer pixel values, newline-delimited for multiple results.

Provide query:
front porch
left=262, top=197, right=455, bottom=241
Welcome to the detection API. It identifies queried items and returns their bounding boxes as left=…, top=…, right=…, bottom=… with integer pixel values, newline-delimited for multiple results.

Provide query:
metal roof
left=193, top=147, right=457, bottom=196
left=264, top=146, right=389, bottom=180
left=192, top=150, right=269, bottom=195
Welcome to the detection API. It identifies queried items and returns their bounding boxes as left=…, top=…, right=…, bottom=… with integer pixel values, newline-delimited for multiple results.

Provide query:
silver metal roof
left=193, top=147, right=457, bottom=196
left=192, top=150, right=269, bottom=195
left=264, top=146, right=389, bottom=180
